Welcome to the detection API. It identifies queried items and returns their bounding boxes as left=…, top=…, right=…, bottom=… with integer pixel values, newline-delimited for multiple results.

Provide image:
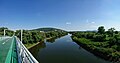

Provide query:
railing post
left=21, top=29, right=22, bottom=42
left=4, top=29, right=7, bottom=37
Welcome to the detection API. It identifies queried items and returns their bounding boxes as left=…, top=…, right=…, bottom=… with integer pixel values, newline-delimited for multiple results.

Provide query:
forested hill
left=32, top=28, right=66, bottom=32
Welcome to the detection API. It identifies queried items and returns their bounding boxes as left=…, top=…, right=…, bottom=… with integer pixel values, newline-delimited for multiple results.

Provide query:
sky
left=0, top=0, right=120, bottom=31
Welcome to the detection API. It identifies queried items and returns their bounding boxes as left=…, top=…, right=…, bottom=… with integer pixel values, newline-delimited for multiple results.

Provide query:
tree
left=98, top=26, right=105, bottom=34
left=109, top=37, right=117, bottom=46
left=107, top=28, right=115, bottom=37
left=93, top=34, right=106, bottom=42
left=115, top=31, right=118, bottom=34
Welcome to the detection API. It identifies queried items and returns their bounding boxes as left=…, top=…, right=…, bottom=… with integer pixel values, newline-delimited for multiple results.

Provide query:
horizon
left=1, top=26, right=119, bottom=32
left=0, top=0, right=120, bottom=31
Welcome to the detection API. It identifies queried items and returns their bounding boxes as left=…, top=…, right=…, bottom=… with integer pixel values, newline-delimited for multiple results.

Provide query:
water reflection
left=46, top=38, right=56, bottom=43
left=29, top=42, right=46, bottom=57
left=46, top=36, right=61, bottom=43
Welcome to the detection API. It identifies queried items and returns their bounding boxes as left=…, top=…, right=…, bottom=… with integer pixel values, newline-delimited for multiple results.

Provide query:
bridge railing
left=15, top=36, right=39, bottom=63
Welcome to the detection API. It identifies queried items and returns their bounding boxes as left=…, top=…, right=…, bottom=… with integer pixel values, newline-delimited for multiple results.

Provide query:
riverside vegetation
left=0, top=27, right=67, bottom=48
left=71, top=26, right=120, bottom=63
left=15, top=28, right=67, bottom=48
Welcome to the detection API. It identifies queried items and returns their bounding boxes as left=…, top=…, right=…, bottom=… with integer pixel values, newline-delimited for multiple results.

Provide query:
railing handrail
left=15, top=36, right=39, bottom=63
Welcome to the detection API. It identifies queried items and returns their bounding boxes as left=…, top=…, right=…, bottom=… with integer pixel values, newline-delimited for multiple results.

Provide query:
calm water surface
left=29, top=35, right=111, bottom=63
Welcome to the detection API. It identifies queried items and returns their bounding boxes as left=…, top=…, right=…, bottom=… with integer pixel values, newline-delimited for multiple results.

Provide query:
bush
left=111, top=52, right=120, bottom=60
left=93, top=34, right=106, bottom=42
left=114, top=35, right=120, bottom=45
left=108, top=37, right=117, bottom=46
left=108, top=35, right=120, bottom=46
left=86, top=33, right=94, bottom=39
left=111, top=45, right=118, bottom=50
left=111, top=45, right=120, bottom=51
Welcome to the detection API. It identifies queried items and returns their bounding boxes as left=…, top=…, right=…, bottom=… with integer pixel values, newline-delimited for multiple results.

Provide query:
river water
left=29, top=34, right=111, bottom=63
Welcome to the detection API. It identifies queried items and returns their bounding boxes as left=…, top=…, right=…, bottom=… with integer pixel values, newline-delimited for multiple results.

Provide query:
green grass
left=24, top=42, right=40, bottom=49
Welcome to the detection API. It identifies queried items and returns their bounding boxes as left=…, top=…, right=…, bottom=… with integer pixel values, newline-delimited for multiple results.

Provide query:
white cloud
left=66, top=22, right=71, bottom=25
left=91, top=21, right=95, bottom=24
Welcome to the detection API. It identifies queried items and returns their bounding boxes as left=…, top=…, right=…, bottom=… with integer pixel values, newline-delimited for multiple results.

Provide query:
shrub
left=111, top=52, right=120, bottom=60
left=93, top=34, right=106, bottom=42
left=86, top=33, right=94, bottom=39
left=108, top=37, right=116, bottom=46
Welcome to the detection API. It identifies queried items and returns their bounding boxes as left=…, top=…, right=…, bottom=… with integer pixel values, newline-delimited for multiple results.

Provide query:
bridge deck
left=0, top=37, right=17, bottom=63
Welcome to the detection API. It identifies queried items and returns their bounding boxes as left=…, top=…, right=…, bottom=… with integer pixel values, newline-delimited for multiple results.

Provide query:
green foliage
left=93, top=34, right=106, bottom=42
left=6, top=30, right=14, bottom=36
left=71, top=26, right=120, bottom=62
left=107, top=28, right=115, bottom=37
left=15, top=29, right=67, bottom=44
left=108, top=37, right=117, bottom=46
left=0, top=27, right=14, bottom=36
left=15, top=30, right=44, bottom=44
left=98, top=26, right=105, bottom=34
left=115, top=31, right=119, bottom=34
left=0, top=27, right=8, bottom=31
left=72, top=32, right=95, bottom=39
left=111, top=45, right=120, bottom=51
left=108, top=35, right=120, bottom=46
left=45, top=31, right=67, bottom=38
left=111, top=52, right=120, bottom=61
left=114, top=35, right=120, bottom=45
left=32, top=27, right=66, bottom=32
left=86, top=33, right=94, bottom=39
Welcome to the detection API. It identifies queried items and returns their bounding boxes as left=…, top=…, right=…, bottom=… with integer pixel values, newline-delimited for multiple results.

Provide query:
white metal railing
left=15, top=36, right=39, bottom=63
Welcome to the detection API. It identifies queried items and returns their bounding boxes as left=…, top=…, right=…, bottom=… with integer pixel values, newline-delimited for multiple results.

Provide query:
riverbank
left=25, top=34, right=68, bottom=49
left=71, top=36, right=120, bottom=63
left=24, top=41, right=44, bottom=49
left=46, top=37, right=54, bottom=40
left=24, top=31, right=68, bottom=50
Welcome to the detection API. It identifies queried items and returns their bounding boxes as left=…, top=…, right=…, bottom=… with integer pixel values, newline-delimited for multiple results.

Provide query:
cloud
left=66, top=22, right=71, bottom=25
left=86, top=19, right=95, bottom=24
left=91, top=21, right=95, bottom=24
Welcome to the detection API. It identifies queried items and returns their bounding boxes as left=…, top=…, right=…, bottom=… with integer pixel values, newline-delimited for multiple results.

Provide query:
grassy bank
left=24, top=42, right=42, bottom=49
left=71, top=26, right=120, bottom=63
left=72, top=36, right=120, bottom=63
left=24, top=33, right=67, bottom=49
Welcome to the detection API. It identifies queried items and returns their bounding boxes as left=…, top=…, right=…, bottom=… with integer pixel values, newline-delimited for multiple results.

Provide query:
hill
left=32, top=28, right=66, bottom=32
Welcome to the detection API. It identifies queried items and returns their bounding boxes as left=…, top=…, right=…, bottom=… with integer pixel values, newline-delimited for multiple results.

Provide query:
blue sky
left=0, top=0, right=120, bottom=31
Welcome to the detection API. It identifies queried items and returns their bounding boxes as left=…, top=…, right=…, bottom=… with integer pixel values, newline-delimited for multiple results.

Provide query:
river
left=29, top=34, right=112, bottom=63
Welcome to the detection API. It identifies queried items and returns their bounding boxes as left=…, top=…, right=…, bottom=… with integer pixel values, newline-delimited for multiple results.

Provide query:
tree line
left=45, top=31, right=68, bottom=38
left=15, top=30, right=45, bottom=44
left=0, top=27, right=68, bottom=44
left=15, top=30, right=67, bottom=44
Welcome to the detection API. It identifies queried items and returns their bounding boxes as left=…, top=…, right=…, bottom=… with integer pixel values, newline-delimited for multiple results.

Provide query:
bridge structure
left=0, top=36, right=39, bottom=63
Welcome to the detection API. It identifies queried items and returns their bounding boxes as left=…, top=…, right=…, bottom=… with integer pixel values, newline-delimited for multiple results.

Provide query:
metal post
left=21, top=29, right=22, bottom=42
left=4, top=29, right=6, bottom=37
